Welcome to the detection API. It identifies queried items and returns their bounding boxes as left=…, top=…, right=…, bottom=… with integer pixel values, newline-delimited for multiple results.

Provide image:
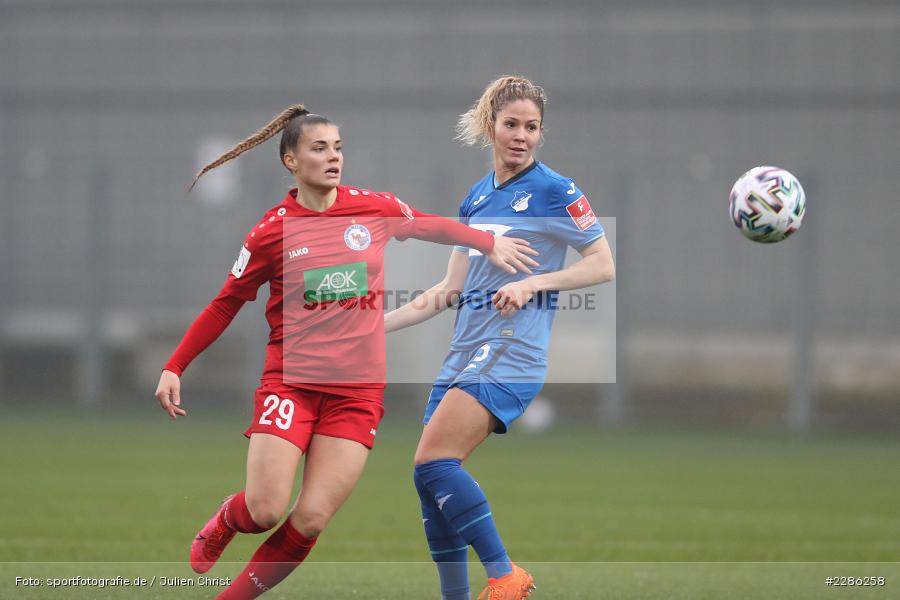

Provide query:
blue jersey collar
left=493, top=161, right=540, bottom=190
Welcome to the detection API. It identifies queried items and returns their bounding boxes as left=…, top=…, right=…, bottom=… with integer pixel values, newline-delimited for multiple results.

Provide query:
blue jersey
left=450, top=162, right=605, bottom=362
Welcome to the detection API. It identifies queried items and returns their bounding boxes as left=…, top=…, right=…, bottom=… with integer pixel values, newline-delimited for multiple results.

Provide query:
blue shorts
left=424, top=343, right=545, bottom=434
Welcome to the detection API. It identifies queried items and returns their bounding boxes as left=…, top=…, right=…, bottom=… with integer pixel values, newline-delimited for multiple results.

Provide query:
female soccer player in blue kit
left=385, top=76, right=616, bottom=599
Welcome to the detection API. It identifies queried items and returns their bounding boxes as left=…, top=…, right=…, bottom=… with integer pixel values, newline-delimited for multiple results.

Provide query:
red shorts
left=244, top=382, right=385, bottom=452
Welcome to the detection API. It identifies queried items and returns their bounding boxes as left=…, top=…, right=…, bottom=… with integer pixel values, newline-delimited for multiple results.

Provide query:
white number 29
left=259, top=394, right=295, bottom=430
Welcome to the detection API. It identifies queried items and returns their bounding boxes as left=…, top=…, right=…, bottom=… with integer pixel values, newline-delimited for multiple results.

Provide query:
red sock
left=217, top=520, right=317, bottom=599
left=222, top=491, right=268, bottom=534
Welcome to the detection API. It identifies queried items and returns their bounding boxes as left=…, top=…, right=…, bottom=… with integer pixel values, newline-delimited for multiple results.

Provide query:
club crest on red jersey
left=344, top=224, right=371, bottom=251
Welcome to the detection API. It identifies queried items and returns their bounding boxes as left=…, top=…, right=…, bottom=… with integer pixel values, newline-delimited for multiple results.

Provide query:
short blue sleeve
left=545, top=179, right=605, bottom=250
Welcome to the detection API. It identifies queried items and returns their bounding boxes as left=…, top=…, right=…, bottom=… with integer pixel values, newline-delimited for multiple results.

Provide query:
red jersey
left=218, top=185, right=492, bottom=400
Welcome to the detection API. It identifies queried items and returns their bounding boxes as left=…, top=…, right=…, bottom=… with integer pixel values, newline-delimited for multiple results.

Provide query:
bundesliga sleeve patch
left=231, top=245, right=252, bottom=279
left=566, top=195, right=597, bottom=231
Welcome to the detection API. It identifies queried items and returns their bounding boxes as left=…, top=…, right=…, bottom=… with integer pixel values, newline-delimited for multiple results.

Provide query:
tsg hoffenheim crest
left=510, top=191, right=532, bottom=212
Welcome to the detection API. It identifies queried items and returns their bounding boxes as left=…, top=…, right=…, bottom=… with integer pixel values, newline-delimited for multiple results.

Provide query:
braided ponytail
left=188, top=103, right=310, bottom=193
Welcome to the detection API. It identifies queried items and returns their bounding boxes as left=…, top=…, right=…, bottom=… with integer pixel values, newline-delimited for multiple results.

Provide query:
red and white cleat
left=190, top=495, right=237, bottom=574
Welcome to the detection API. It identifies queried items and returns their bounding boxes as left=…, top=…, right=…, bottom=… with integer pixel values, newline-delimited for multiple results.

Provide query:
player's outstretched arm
left=401, top=210, right=538, bottom=275
left=155, top=369, right=187, bottom=420
left=384, top=249, right=469, bottom=333
left=493, top=236, right=614, bottom=317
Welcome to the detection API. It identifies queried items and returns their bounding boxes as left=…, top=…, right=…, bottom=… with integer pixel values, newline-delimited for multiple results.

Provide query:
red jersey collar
left=284, top=186, right=345, bottom=215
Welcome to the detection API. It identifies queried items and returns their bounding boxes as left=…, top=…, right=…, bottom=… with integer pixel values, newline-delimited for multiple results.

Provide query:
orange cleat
left=189, top=495, right=237, bottom=574
left=477, top=563, right=536, bottom=600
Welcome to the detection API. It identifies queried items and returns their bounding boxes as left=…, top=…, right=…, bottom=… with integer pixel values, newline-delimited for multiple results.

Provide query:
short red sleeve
left=220, top=214, right=279, bottom=301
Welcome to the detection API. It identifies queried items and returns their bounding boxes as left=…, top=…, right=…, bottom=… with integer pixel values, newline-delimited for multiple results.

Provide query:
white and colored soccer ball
left=729, top=166, right=806, bottom=243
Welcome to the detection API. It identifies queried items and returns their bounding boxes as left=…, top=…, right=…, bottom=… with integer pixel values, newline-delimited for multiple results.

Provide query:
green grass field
left=1, top=407, right=898, bottom=598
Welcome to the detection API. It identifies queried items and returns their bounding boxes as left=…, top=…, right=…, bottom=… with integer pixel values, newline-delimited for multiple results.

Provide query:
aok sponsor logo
left=302, top=262, right=369, bottom=303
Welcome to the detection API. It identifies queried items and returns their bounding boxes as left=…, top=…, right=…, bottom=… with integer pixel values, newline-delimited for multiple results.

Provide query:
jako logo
left=288, top=247, right=309, bottom=259
left=248, top=572, right=269, bottom=592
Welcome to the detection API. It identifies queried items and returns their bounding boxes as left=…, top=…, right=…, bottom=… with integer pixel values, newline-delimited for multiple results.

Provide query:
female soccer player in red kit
left=154, top=104, right=538, bottom=599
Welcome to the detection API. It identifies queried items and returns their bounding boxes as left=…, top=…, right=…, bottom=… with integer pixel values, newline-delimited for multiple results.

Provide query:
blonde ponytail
left=456, top=76, right=547, bottom=147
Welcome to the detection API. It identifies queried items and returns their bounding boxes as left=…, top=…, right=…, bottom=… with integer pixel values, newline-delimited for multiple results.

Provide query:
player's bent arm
left=530, top=236, right=615, bottom=292
left=384, top=249, right=469, bottom=333
left=492, top=237, right=614, bottom=316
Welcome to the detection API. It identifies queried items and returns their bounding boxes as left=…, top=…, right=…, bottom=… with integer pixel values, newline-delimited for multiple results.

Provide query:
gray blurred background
left=1, top=0, right=898, bottom=433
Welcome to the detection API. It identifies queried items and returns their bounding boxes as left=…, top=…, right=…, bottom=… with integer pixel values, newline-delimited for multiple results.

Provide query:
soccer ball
left=729, top=166, right=806, bottom=243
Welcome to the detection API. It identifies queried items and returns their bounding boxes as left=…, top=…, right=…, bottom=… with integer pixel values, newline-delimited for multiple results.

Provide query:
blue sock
left=414, top=468, right=470, bottom=600
left=415, top=459, right=512, bottom=580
